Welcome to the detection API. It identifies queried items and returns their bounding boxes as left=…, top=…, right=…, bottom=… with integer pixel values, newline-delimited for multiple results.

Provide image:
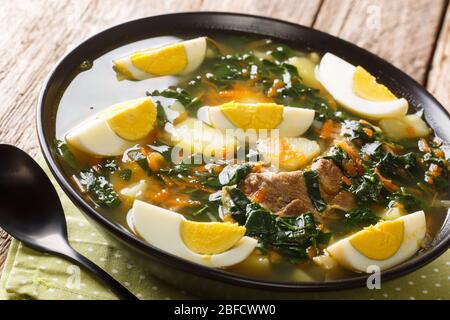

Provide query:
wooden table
left=0, top=0, right=449, bottom=273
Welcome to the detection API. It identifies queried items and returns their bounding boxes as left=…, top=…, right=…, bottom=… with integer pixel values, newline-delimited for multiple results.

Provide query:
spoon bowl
left=0, top=144, right=67, bottom=250
left=0, top=144, right=137, bottom=300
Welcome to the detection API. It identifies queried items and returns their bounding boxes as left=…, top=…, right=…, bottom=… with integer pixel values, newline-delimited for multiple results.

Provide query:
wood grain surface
left=0, top=0, right=448, bottom=273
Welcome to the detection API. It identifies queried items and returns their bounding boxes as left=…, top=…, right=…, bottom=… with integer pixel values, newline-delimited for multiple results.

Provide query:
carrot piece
left=341, top=176, right=352, bottom=186
left=429, top=163, right=442, bottom=177
left=434, top=149, right=445, bottom=158
left=218, top=90, right=248, bottom=99
left=362, top=127, right=373, bottom=137
left=251, top=188, right=268, bottom=203
left=338, top=141, right=363, bottom=175
left=147, top=152, right=167, bottom=172
left=375, top=168, right=399, bottom=192
left=319, top=119, right=334, bottom=140
left=343, top=161, right=357, bottom=176
left=152, top=189, right=169, bottom=203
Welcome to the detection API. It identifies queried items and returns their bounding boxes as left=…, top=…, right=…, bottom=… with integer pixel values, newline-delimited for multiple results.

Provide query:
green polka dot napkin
left=0, top=156, right=448, bottom=300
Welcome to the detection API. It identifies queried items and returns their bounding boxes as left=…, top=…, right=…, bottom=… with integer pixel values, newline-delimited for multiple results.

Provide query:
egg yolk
left=180, top=221, right=246, bottom=255
left=220, top=102, right=283, bottom=130
left=352, top=66, right=397, bottom=102
left=104, top=98, right=157, bottom=141
left=350, top=219, right=404, bottom=260
left=131, top=43, right=187, bottom=75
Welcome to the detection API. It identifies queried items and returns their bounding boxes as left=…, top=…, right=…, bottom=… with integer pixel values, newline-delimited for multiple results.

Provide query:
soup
left=55, top=34, right=449, bottom=282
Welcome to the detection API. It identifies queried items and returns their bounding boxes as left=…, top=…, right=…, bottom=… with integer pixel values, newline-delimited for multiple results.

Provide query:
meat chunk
left=241, top=159, right=356, bottom=221
left=312, top=158, right=342, bottom=199
left=311, top=159, right=356, bottom=211
left=242, top=171, right=315, bottom=216
left=329, top=190, right=356, bottom=211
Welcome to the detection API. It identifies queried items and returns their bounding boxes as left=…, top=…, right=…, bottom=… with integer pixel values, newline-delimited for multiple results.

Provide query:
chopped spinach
left=155, top=100, right=168, bottom=127
left=159, top=162, right=196, bottom=177
left=148, top=88, right=202, bottom=113
left=101, top=159, right=119, bottom=175
left=376, top=152, right=419, bottom=182
left=127, top=149, right=151, bottom=175
left=341, top=120, right=376, bottom=143
left=361, top=141, right=383, bottom=157
left=55, top=140, right=79, bottom=169
left=349, top=170, right=383, bottom=205
left=303, top=170, right=327, bottom=212
left=218, top=163, right=252, bottom=186
left=268, top=43, right=296, bottom=61
left=197, top=163, right=253, bottom=189
left=387, top=187, right=425, bottom=211
left=119, top=169, right=132, bottom=181
left=329, top=208, right=379, bottom=234
left=224, top=187, right=330, bottom=263
left=78, top=170, right=121, bottom=208
left=423, top=152, right=449, bottom=190
left=189, top=190, right=222, bottom=221
left=322, top=145, right=349, bottom=169
left=195, top=169, right=222, bottom=189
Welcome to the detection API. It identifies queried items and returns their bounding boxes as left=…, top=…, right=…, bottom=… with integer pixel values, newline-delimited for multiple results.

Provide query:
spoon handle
left=59, top=246, right=138, bottom=300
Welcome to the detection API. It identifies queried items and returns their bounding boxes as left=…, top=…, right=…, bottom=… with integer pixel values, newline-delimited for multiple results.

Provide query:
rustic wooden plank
left=314, top=0, right=447, bottom=83
left=0, top=0, right=322, bottom=274
left=199, top=0, right=323, bottom=26
left=426, top=6, right=450, bottom=110
left=0, top=230, right=11, bottom=272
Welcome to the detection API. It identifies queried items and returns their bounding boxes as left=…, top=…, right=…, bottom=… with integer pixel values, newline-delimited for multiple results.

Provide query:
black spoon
left=0, top=144, right=138, bottom=300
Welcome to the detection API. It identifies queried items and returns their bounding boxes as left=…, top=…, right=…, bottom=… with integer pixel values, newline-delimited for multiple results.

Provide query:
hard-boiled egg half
left=316, top=53, right=408, bottom=120
left=113, top=37, right=207, bottom=81
left=197, top=102, right=315, bottom=137
left=327, top=211, right=426, bottom=272
left=65, top=97, right=157, bottom=156
left=132, top=200, right=257, bottom=268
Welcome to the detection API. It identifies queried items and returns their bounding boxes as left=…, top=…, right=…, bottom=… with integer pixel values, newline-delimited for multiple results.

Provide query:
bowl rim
left=36, top=11, right=450, bottom=292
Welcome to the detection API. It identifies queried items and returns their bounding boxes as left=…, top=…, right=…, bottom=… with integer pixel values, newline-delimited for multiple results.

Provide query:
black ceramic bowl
left=37, top=12, right=450, bottom=298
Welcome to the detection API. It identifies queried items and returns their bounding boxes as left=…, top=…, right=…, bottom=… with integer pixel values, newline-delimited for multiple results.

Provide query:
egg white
left=316, top=53, right=408, bottom=120
left=132, top=200, right=257, bottom=268
left=65, top=116, right=136, bottom=157
left=197, top=106, right=315, bottom=137
left=178, top=37, right=207, bottom=75
left=326, top=211, right=426, bottom=272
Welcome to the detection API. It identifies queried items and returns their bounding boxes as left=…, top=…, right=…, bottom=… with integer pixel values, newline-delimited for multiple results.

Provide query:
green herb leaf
left=218, top=163, right=252, bottom=186
left=127, top=149, right=151, bottom=175
left=329, top=208, right=379, bottom=233
left=224, top=187, right=329, bottom=263
left=303, top=170, right=327, bottom=212
left=387, top=187, right=425, bottom=211
left=55, top=140, right=79, bottom=169
left=197, top=163, right=253, bottom=189
left=79, top=170, right=121, bottom=208
left=349, top=171, right=383, bottom=205
left=119, top=169, right=132, bottom=181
